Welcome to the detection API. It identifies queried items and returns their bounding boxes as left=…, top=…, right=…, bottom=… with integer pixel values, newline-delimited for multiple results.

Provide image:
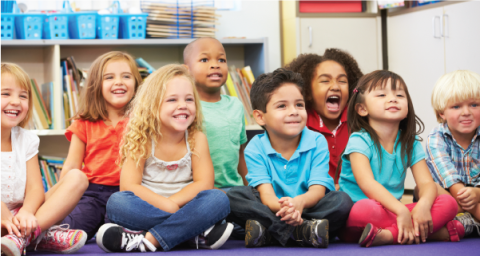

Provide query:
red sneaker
left=446, top=220, right=465, bottom=242
left=33, top=225, right=87, bottom=254
left=1, top=234, right=29, bottom=256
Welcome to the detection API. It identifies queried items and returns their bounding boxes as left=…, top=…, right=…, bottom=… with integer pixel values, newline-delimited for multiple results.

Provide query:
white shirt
left=1, top=126, right=40, bottom=211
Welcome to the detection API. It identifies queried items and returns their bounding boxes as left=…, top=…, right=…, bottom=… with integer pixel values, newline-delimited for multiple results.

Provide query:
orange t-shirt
left=65, top=119, right=128, bottom=186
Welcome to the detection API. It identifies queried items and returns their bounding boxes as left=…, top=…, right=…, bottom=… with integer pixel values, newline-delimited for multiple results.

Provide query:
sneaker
left=454, top=212, right=480, bottom=237
left=32, top=224, right=87, bottom=254
left=1, top=234, right=29, bottom=256
left=291, top=219, right=329, bottom=248
left=188, top=222, right=234, bottom=249
left=245, top=219, right=271, bottom=248
left=96, top=223, right=156, bottom=253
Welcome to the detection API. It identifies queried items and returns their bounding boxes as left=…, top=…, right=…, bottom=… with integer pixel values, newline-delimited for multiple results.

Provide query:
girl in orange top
left=60, top=51, right=142, bottom=240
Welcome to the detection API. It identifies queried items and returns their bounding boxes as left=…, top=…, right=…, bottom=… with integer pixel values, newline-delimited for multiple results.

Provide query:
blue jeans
left=106, top=189, right=230, bottom=251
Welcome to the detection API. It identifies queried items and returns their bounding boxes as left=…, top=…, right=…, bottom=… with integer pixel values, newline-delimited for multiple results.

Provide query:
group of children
left=1, top=37, right=479, bottom=255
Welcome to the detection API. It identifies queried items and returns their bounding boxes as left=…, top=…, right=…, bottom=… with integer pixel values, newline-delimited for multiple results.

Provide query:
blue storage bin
left=15, top=14, right=44, bottom=40
left=96, top=14, right=119, bottom=39
left=43, top=13, right=70, bottom=39
left=118, top=13, right=148, bottom=39
left=1, top=14, right=15, bottom=40
left=68, top=12, right=96, bottom=39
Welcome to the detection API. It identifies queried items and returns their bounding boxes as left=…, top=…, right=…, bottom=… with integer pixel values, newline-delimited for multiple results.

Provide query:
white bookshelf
left=1, top=38, right=268, bottom=157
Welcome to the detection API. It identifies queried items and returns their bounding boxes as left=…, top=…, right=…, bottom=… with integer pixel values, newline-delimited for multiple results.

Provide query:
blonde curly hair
left=120, top=64, right=203, bottom=167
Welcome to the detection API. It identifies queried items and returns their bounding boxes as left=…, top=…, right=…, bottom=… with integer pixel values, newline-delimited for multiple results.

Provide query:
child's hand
left=396, top=209, right=415, bottom=245
left=457, top=187, right=479, bottom=210
left=278, top=197, right=305, bottom=213
left=13, top=208, right=38, bottom=237
left=1, top=219, right=22, bottom=237
left=410, top=202, right=433, bottom=243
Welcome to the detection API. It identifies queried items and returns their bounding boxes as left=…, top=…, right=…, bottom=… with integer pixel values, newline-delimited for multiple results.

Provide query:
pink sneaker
left=1, top=234, right=29, bottom=256
left=33, top=225, right=87, bottom=254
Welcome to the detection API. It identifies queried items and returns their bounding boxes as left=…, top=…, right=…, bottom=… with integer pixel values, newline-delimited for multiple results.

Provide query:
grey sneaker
left=245, top=220, right=271, bottom=248
left=454, top=212, right=480, bottom=237
left=292, top=219, right=329, bottom=248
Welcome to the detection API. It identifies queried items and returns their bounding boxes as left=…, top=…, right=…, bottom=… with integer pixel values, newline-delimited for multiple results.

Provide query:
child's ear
left=356, top=103, right=368, bottom=117
left=253, top=110, right=266, bottom=126
left=439, top=112, right=446, bottom=122
left=182, top=64, right=190, bottom=72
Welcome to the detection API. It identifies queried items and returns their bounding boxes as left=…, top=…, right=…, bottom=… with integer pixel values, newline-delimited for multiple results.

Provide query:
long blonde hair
left=74, top=51, right=142, bottom=121
left=1, top=63, right=34, bottom=128
left=120, top=64, right=203, bottom=167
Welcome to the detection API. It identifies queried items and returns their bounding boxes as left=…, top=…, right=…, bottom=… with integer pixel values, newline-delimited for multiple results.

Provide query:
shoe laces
left=456, top=213, right=480, bottom=235
left=193, top=225, right=214, bottom=249
left=122, top=232, right=156, bottom=252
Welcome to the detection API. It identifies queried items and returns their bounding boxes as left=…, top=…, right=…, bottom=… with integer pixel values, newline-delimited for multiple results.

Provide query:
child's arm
left=169, top=132, right=214, bottom=207
left=449, top=184, right=480, bottom=218
left=1, top=202, right=21, bottom=237
left=121, top=153, right=180, bottom=213
left=410, top=159, right=437, bottom=243
left=257, top=183, right=282, bottom=213
left=60, top=135, right=85, bottom=180
left=276, top=185, right=326, bottom=226
left=237, top=144, right=248, bottom=186
left=350, top=152, right=415, bottom=244
left=14, top=154, right=44, bottom=237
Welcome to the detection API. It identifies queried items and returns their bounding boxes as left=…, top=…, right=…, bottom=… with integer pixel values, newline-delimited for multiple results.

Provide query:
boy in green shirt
left=183, top=37, right=248, bottom=190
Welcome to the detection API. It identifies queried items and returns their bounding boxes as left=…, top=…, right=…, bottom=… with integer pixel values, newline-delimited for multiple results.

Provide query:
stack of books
left=38, top=156, right=65, bottom=192
left=224, top=65, right=256, bottom=126
left=141, top=0, right=218, bottom=38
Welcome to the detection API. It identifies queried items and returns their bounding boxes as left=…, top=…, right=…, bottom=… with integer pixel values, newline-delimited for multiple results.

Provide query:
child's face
left=440, top=98, right=480, bottom=137
left=256, top=83, right=307, bottom=139
left=160, top=76, right=196, bottom=133
left=1, top=73, right=29, bottom=130
left=185, top=38, right=228, bottom=93
left=102, top=60, right=136, bottom=112
left=358, top=80, right=408, bottom=124
left=311, top=60, right=349, bottom=122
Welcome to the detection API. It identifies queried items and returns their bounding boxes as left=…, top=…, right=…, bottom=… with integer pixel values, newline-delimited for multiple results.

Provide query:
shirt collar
left=306, top=107, right=348, bottom=134
left=261, top=127, right=317, bottom=156
left=440, top=122, right=480, bottom=143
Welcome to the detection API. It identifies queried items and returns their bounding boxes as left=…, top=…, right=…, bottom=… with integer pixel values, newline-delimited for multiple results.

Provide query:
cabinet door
left=388, top=7, right=445, bottom=189
left=444, top=1, right=480, bottom=74
left=299, top=17, right=380, bottom=73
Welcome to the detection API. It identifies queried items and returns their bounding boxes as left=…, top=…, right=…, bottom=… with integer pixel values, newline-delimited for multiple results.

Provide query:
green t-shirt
left=201, top=95, right=248, bottom=188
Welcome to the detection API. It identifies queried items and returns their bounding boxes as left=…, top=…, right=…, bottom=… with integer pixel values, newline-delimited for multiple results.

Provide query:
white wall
left=216, top=0, right=282, bottom=72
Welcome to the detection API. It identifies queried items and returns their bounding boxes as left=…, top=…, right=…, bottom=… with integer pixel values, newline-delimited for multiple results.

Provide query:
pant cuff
left=149, top=228, right=170, bottom=251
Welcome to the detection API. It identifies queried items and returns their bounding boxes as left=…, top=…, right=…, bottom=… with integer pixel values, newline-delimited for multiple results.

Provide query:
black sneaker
left=245, top=219, right=271, bottom=248
left=188, top=222, right=233, bottom=249
left=292, top=219, right=329, bottom=248
left=454, top=212, right=480, bottom=237
left=96, top=223, right=157, bottom=253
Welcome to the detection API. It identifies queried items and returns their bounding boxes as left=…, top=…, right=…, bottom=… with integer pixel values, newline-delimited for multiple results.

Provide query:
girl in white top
left=1, top=63, right=87, bottom=256
left=96, top=64, right=232, bottom=253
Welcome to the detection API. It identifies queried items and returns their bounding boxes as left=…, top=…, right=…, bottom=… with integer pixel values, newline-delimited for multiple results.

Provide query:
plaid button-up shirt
left=426, top=123, right=480, bottom=188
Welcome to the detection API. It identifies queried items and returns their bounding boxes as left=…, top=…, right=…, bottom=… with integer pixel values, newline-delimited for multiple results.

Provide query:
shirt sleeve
left=425, top=132, right=460, bottom=188
left=65, top=119, right=87, bottom=143
left=411, top=137, right=426, bottom=166
left=245, top=142, right=271, bottom=188
left=308, top=135, right=335, bottom=192
left=24, top=130, right=40, bottom=161
left=240, top=110, right=247, bottom=145
left=343, top=133, right=373, bottom=160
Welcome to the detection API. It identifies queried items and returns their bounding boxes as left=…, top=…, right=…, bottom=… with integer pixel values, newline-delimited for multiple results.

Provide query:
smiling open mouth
left=326, top=96, right=340, bottom=112
left=112, top=89, right=126, bottom=94
left=174, top=114, right=189, bottom=119
left=4, top=110, right=20, bottom=117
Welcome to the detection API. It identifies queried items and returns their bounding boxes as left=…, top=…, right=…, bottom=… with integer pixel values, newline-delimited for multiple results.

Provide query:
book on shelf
left=30, top=79, right=50, bottom=130
left=136, top=58, right=156, bottom=74
left=38, top=156, right=65, bottom=192
left=224, top=65, right=256, bottom=126
left=40, top=82, right=54, bottom=126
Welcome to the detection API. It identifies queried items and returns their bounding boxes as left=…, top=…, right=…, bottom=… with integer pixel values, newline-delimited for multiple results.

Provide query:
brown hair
left=1, top=63, right=34, bottom=128
left=284, top=48, right=363, bottom=110
left=347, top=70, right=424, bottom=173
left=73, top=51, right=142, bottom=121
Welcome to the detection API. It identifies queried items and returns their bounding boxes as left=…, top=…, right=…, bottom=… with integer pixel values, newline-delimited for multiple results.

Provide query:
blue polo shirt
left=245, top=127, right=335, bottom=198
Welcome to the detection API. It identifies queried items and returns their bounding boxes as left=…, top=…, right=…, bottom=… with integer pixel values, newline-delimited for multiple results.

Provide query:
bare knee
left=63, top=169, right=89, bottom=192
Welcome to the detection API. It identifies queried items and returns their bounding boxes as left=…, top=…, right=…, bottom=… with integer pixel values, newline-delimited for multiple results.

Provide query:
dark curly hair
left=250, top=68, right=304, bottom=113
left=284, top=48, right=363, bottom=110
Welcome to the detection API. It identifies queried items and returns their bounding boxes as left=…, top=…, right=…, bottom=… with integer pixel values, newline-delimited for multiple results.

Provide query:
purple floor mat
left=28, top=237, right=479, bottom=256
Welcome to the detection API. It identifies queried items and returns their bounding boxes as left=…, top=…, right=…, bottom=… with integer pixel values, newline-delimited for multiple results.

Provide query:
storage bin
left=96, top=14, right=120, bottom=39
left=1, top=14, right=15, bottom=40
left=15, top=14, right=44, bottom=40
left=68, top=12, right=96, bottom=39
left=43, top=13, right=69, bottom=39
left=118, top=13, right=148, bottom=39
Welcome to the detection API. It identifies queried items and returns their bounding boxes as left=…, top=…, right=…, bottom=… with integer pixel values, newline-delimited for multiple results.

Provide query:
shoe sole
left=245, top=220, right=262, bottom=248
left=358, top=223, right=373, bottom=245
left=1, top=238, right=20, bottom=256
left=208, top=223, right=234, bottom=250
left=96, top=223, right=120, bottom=253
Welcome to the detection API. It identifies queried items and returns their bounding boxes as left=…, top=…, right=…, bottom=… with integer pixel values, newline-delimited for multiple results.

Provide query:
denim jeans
left=220, top=186, right=246, bottom=240
left=226, top=186, right=353, bottom=246
left=106, top=189, right=230, bottom=251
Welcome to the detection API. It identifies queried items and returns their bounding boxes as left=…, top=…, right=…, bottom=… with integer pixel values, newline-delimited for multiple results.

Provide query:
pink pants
left=339, top=194, right=458, bottom=244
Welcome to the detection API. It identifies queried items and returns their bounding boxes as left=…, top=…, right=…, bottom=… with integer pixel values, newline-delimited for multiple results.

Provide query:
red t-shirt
left=65, top=119, right=128, bottom=186
left=306, top=108, right=349, bottom=183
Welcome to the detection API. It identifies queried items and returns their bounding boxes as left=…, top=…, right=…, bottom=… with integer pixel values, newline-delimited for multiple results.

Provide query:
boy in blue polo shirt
left=227, top=69, right=353, bottom=248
